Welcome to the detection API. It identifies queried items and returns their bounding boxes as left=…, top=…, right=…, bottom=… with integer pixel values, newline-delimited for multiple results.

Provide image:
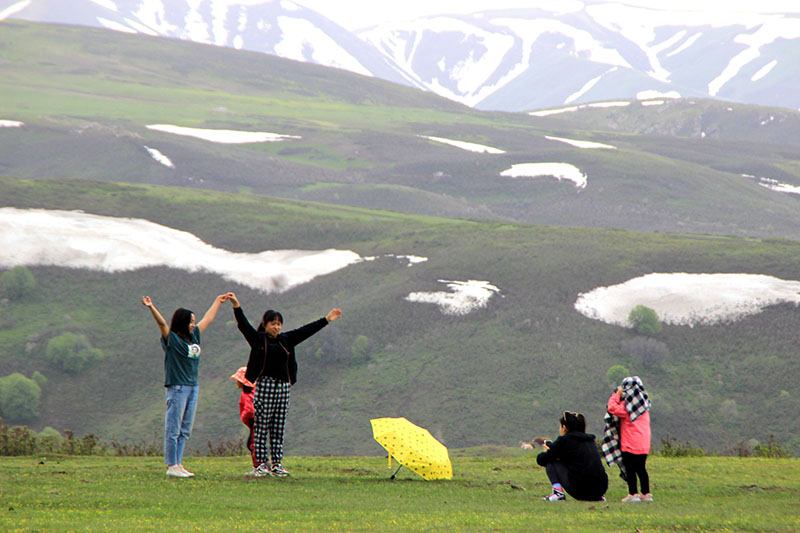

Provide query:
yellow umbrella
left=370, top=417, right=453, bottom=480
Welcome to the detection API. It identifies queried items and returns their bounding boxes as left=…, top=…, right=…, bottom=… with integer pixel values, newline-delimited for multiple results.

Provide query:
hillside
left=1, top=177, right=799, bottom=456
left=2, top=21, right=800, bottom=240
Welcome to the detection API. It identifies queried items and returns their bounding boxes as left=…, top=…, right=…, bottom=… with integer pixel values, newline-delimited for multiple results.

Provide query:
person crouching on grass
left=607, top=376, right=652, bottom=502
left=230, top=366, right=260, bottom=475
left=226, top=292, right=341, bottom=477
left=537, top=411, right=609, bottom=502
left=142, top=294, right=228, bottom=478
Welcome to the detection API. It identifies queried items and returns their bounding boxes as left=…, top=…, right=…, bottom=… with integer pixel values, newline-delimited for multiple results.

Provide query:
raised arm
left=285, top=309, right=342, bottom=346
left=197, top=294, right=229, bottom=333
left=226, top=292, right=259, bottom=345
left=142, top=296, right=169, bottom=339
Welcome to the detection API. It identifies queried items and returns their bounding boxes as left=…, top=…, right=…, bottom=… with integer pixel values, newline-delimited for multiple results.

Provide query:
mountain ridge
left=2, top=0, right=799, bottom=111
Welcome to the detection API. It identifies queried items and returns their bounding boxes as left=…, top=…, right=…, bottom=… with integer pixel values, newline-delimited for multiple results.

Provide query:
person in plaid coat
left=607, top=376, right=652, bottom=502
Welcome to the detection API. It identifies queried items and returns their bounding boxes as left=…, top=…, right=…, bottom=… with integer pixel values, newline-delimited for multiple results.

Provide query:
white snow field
left=405, top=279, right=501, bottom=315
left=545, top=135, right=616, bottom=150
left=418, top=135, right=506, bottom=154
left=0, top=208, right=361, bottom=293
left=500, top=162, right=587, bottom=189
left=575, top=272, right=800, bottom=327
left=146, top=124, right=301, bottom=144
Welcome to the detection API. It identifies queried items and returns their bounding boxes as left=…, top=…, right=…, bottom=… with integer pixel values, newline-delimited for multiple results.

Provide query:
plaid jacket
left=601, top=411, right=626, bottom=480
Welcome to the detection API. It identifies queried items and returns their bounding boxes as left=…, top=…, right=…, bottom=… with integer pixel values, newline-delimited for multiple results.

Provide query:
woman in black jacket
left=537, top=411, right=609, bottom=501
left=227, top=292, right=341, bottom=477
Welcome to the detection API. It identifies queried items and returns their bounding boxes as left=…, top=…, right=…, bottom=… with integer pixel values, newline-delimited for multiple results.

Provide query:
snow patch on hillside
left=275, top=16, right=371, bottom=76
left=0, top=0, right=31, bottom=20
left=144, top=146, right=174, bottom=168
left=575, top=273, right=800, bottom=327
left=406, top=279, right=500, bottom=315
left=501, top=163, right=587, bottom=189
left=708, top=18, right=800, bottom=97
left=545, top=136, right=616, bottom=150
left=419, top=135, right=505, bottom=154
left=146, top=124, right=301, bottom=144
left=529, top=100, right=631, bottom=116
left=751, top=59, right=778, bottom=82
left=0, top=208, right=361, bottom=294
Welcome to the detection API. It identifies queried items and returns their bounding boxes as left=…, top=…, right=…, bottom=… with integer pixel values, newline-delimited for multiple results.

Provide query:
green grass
left=0, top=455, right=798, bottom=531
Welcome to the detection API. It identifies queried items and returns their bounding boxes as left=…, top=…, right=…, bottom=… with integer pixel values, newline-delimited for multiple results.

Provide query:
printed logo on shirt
left=187, top=344, right=201, bottom=358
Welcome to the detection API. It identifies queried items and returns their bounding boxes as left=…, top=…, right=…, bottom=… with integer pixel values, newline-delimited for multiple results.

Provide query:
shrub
left=32, top=371, right=47, bottom=388
left=621, top=336, right=669, bottom=368
left=658, top=436, right=705, bottom=457
left=628, top=305, right=662, bottom=336
left=352, top=335, right=371, bottom=362
left=0, top=373, right=42, bottom=423
left=605, top=365, right=629, bottom=388
left=45, top=332, right=105, bottom=373
left=753, top=435, right=791, bottom=458
left=0, top=265, right=36, bottom=300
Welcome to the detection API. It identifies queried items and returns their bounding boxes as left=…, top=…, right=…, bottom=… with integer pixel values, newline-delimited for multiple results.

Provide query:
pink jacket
left=607, top=393, right=651, bottom=454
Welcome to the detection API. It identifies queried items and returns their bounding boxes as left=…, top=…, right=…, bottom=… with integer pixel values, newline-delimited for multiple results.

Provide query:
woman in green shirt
left=142, top=294, right=228, bottom=478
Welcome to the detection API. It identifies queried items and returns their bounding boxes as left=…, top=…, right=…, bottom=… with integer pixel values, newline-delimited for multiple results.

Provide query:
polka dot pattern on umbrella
left=370, top=417, right=453, bottom=480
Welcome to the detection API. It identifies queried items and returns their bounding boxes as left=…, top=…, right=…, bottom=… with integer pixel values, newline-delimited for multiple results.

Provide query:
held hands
left=326, top=309, right=342, bottom=323
left=226, top=292, right=240, bottom=308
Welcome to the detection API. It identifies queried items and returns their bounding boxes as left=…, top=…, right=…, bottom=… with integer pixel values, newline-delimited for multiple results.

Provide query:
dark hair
left=257, top=309, right=283, bottom=332
left=170, top=308, right=194, bottom=342
left=559, top=411, right=586, bottom=433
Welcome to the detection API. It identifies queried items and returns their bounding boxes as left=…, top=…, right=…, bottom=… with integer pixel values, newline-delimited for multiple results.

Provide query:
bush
left=605, top=365, right=629, bottom=388
left=32, top=371, right=47, bottom=388
left=628, top=305, right=662, bottom=336
left=753, top=435, right=791, bottom=458
left=0, top=373, right=42, bottom=423
left=0, top=265, right=36, bottom=300
left=658, top=436, right=705, bottom=457
left=352, top=335, right=371, bottom=362
left=45, top=332, right=105, bottom=373
left=621, top=336, right=669, bottom=368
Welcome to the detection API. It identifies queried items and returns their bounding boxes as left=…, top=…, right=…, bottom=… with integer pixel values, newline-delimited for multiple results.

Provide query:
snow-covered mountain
left=2, top=0, right=799, bottom=111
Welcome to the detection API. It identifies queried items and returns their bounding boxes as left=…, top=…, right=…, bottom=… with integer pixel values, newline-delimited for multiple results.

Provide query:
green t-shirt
left=161, top=329, right=201, bottom=387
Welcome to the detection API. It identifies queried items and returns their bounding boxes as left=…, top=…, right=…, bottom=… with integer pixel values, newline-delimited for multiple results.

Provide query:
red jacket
left=239, top=389, right=254, bottom=428
left=607, top=393, right=651, bottom=454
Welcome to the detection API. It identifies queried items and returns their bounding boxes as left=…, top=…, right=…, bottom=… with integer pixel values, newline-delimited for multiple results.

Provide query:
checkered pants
left=252, top=377, right=291, bottom=466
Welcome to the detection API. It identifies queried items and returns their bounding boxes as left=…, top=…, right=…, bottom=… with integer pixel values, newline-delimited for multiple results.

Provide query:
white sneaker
left=621, top=494, right=641, bottom=502
left=270, top=464, right=290, bottom=477
left=244, top=467, right=259, bottom=476
left=166, top=464, right=190, bottom=478
left=178, top=464, right=195, bottom=477
left=253, top=463, right=272, bottom=478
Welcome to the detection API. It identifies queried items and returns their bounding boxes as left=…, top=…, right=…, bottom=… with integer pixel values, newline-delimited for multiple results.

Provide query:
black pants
left=545, top=462, right=605, bottom=501
left=621, top=452, right=650, bottom=494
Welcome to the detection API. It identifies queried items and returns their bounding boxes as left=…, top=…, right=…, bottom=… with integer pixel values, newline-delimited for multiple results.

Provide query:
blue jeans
left=164, top=385, right=198, bottom=466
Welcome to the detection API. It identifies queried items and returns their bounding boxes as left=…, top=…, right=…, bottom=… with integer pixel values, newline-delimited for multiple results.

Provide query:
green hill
left=1, top=20, right=800, bottom=239
left=1, top=177, right=798, bottom=456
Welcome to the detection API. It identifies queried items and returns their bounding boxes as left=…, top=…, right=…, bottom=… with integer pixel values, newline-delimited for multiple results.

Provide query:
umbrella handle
left=390, top=463, right=403, bottom=480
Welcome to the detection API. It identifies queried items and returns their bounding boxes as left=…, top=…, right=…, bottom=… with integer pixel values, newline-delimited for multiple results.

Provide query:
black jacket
left=536, top=431, right=609, bottom=500
left=234, top=306, right=328, bottom=385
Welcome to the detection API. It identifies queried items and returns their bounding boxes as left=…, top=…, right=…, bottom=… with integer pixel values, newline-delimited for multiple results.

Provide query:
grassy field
left=1, top=454, right=798, bottom=531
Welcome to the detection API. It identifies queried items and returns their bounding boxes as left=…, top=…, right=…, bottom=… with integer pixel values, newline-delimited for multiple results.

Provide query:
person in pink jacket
left=607, top=376, right=652, bottom=502
left=230, top=367, right=260, bottom=474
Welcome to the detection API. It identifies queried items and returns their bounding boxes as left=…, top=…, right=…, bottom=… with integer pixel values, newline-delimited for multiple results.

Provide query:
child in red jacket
left=230, top=367, right=260, bottom=473
left=607, top=376, right=652, bottom=502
